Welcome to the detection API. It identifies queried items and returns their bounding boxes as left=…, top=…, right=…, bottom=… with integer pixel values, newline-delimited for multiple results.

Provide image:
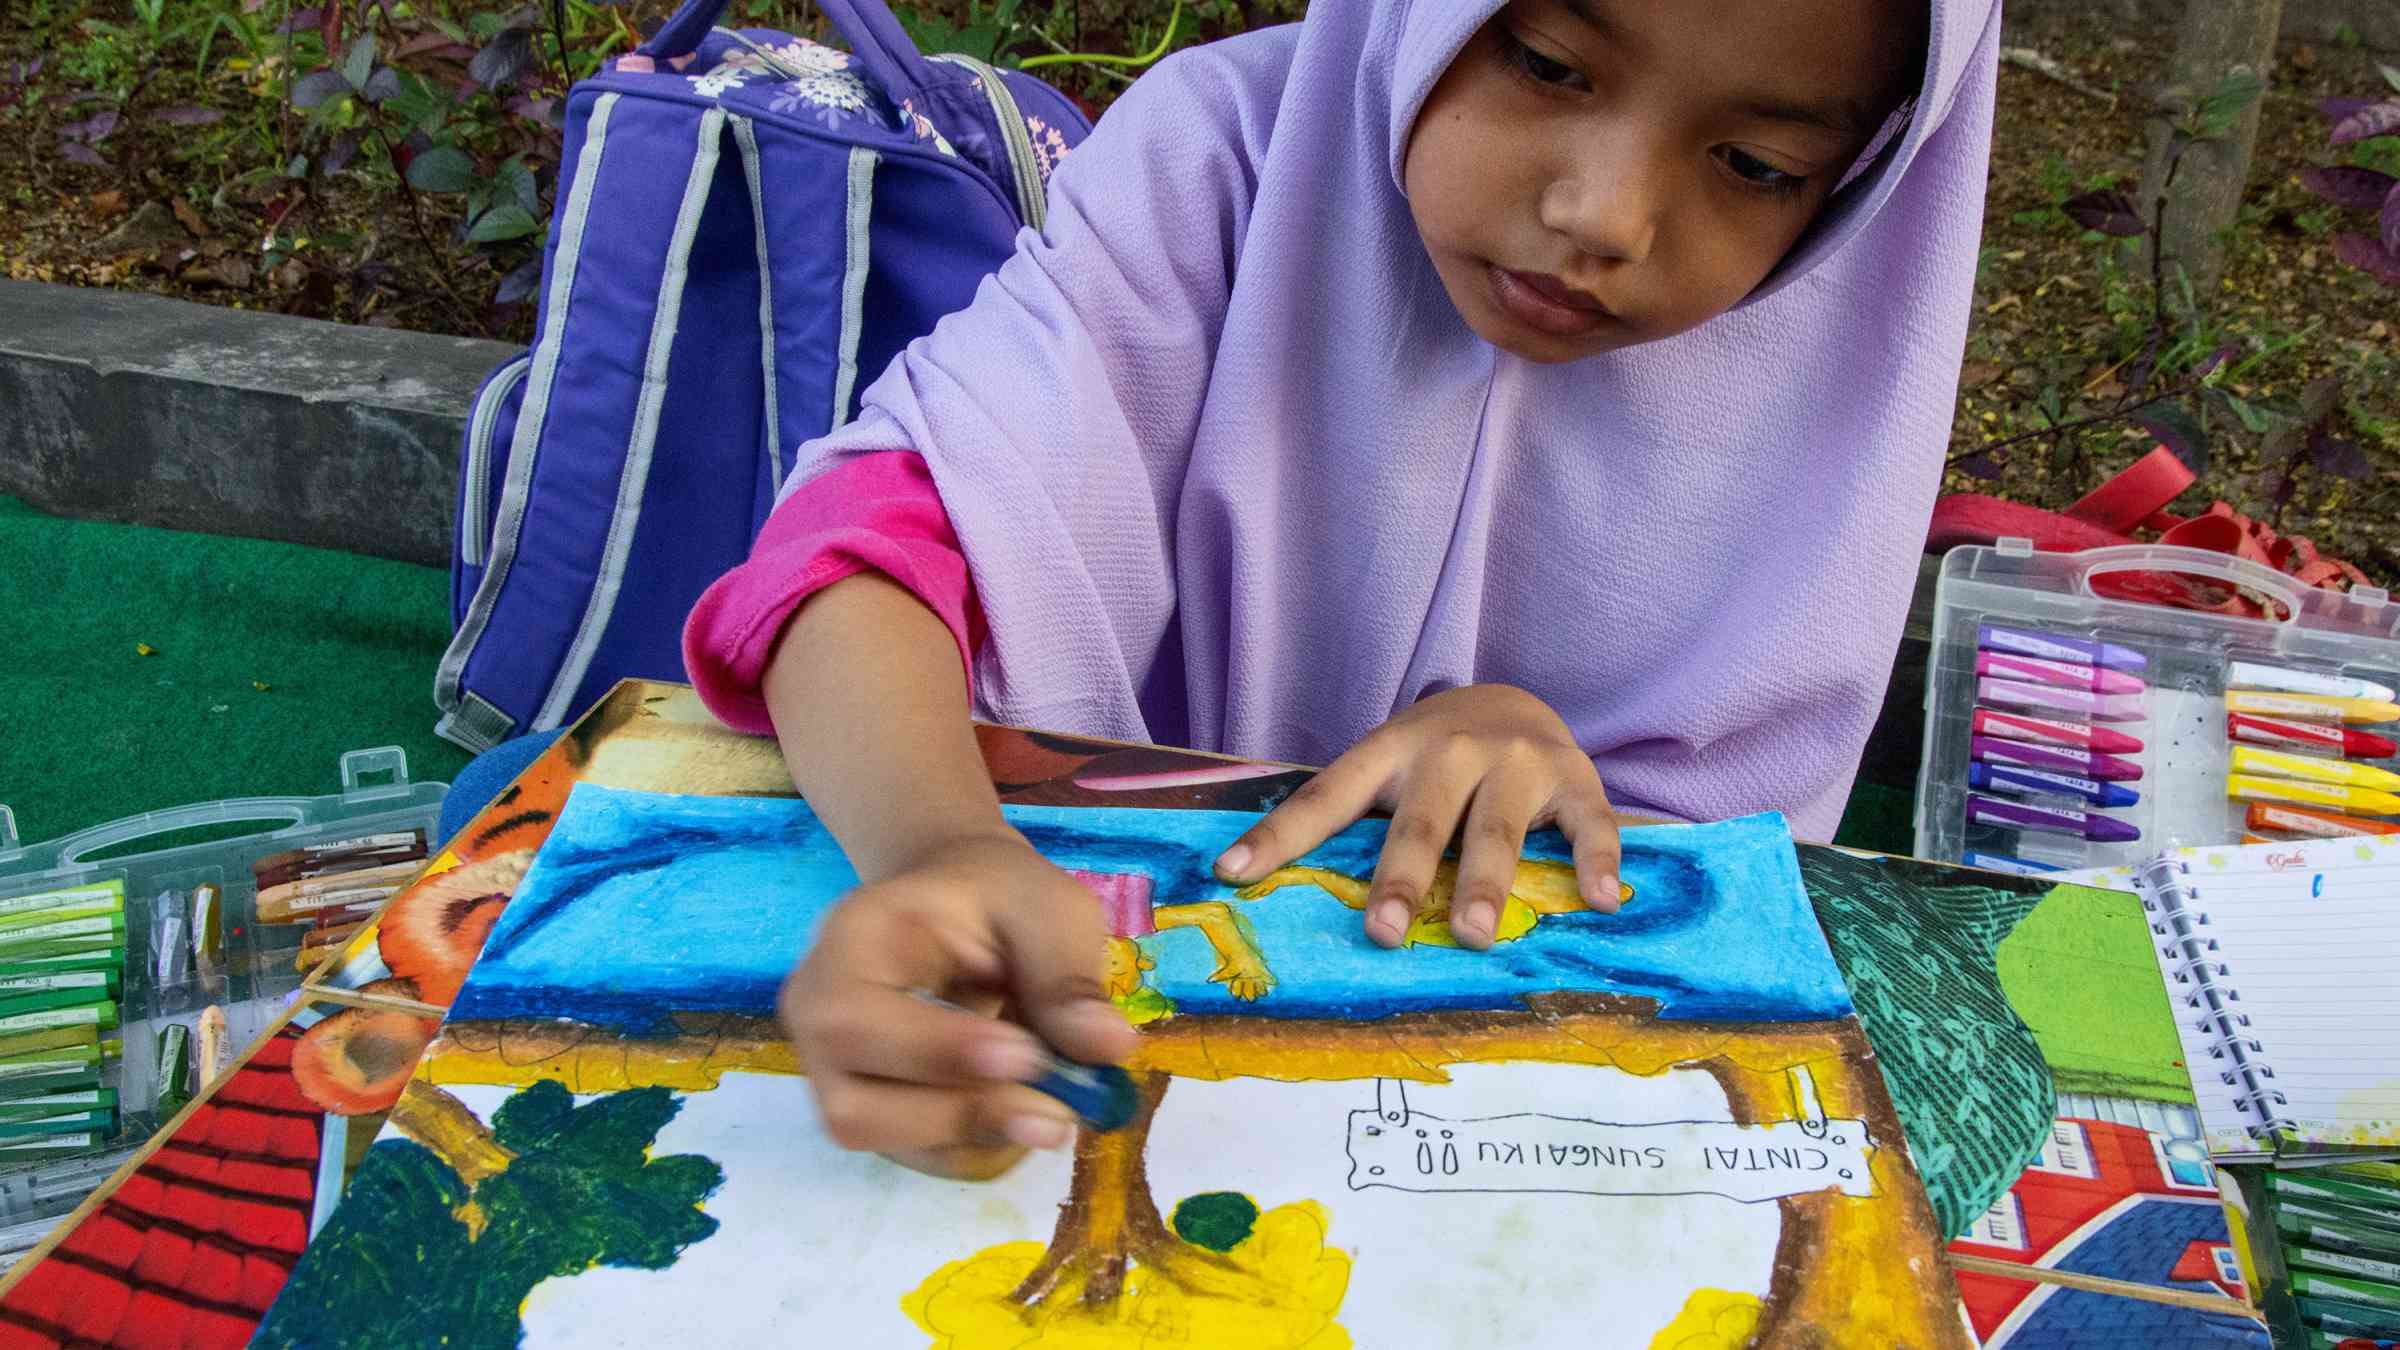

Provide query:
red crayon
left=1972, top=708, right=2145, bottom=756
left=2226, top=713, right=2398, bottom=760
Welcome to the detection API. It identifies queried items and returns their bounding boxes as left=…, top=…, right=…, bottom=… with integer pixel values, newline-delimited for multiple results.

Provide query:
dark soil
left=1957, top=12, right=2399, bottom=584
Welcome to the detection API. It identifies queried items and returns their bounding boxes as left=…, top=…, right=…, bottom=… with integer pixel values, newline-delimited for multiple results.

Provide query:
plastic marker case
left=0, top=749, right=445, bottom=1247
left=1916, top=543, right=2400, bottom=872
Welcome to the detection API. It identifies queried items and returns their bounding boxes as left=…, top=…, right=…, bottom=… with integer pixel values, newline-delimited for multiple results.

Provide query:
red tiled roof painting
left=0, top=1026, right=322, bottom=1349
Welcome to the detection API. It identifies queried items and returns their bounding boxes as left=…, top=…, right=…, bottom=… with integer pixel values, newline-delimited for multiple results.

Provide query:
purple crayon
left=1977, top=676, right=2148, bottom=723
left=1969, top=762, right=2141, bottom=809
left=1972, top=736, right=2144, bottom=782
left=1967, top=793, right=2142, bottom=843
left=1979, top=624, right=2148, bottom=674
left=1975, top=652, right=2146, bottom=695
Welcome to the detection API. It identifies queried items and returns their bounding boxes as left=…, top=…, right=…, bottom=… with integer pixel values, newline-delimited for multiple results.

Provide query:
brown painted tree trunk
left=2139, top=0, right=2284, bottom=303
left=1011, top=1069, right=1179, bottom=1308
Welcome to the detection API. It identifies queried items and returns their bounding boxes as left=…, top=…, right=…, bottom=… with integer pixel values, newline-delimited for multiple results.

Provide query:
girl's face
left=1404, top=0, right=1920, bottom=364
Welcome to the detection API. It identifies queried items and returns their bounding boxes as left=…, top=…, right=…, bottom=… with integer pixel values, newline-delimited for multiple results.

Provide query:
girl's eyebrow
left=1544, top=1, right=1879, bottom=141
left=1553, top=0, right=1623, bottom=45
left=1745, top=96, right=1876, bottom=139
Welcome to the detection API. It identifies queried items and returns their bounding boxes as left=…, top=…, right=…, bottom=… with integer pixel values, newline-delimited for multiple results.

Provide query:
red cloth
left=682, top=452, right=985, bottom=735
left=1927, top=445, right=2371, bottom=617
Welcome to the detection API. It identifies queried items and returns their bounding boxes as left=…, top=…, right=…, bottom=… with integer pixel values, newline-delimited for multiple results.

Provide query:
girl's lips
left=1488, top=264, right=1613, bottom=338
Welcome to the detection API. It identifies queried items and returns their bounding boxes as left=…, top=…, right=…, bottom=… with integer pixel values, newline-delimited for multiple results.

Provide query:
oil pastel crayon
left=916, top=993, right=1135, bottom=1132
left=1972, top=708, right=2146, bottom=755
left=2229, top=745, right=2400, bottom=794
left=2226, top=660, right=2397, bottom=704
left=1969, top=762, right=2141, bottom=809
left=1963, top=850, right=2065, bottom=876
left=1975, top=652, right=2146, bottom=694
left=0, top=881, right=124, bottom=923
left=2224, top=690, right=2400, bottom=725
left=1978, top=677, right=2147, bottom=723
left=1979, top=624, right=2148, bottom=673
left=1967, top=794, right=2142, bottom=842
left=256, top=880, right=403, bottom=924
left=2225, top=713, right=2398, bottom=760
left=251, top=830, right=428, bottom=888
left=1972, top=735, right=2144, bottom=781
left=2245, top=802, right=2400, bottom=839
left=2226, top=774, right=2400, bottom=817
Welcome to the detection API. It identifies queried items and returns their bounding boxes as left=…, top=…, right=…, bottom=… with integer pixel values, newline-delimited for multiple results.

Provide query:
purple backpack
left=435, top=0, right=1089, bottom=751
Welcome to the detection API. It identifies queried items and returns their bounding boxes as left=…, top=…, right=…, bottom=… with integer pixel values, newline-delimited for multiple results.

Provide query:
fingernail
left=1588, top=873, right=1622, bottom=914
left=1457, top=901, right=1495, bottom=945
left=968, top=1036, right=1048, bottom=1084
left=1057, top=999, right=1132, bottom=1050
left=1366, top=898, right=1410, bottom=944
left=1216, top=843, right=1253, bottom=878
left=1005, top=1114, right=1073, bottom=1150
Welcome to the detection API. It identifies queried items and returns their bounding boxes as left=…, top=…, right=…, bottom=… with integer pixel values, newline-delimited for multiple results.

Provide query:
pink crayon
left=1972, top=708, right=2146, bottom=755
left=1975, top=652, right=2145, bottom=695
left=1977, top=677, right=2147, bottom=724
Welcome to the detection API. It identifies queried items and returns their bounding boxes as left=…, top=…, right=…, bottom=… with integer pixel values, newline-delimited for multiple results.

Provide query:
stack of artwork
left=0, top=682, right=2279, bottom=1346
left=256, top=785, right=1966, bottom=1342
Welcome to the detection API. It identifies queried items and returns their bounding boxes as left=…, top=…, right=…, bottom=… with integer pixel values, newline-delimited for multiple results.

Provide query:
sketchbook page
left=250, top=789, right=1968, bottom=1348
left=2174, top=837, right=2400, bottom=1157
left=2061, top=858, right=2273, bottom=1160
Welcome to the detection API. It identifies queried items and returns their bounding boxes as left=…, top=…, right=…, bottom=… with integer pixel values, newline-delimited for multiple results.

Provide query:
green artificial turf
left=0, top=495, right=470, bottom=851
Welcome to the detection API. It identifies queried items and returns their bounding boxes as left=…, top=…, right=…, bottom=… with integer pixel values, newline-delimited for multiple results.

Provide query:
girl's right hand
left=778, top=829, right=1138, bottom=1180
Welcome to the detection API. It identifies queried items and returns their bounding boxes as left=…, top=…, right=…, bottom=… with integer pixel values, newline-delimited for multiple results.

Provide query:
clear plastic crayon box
left=1914, top=542, right=2400, bottom=874
left=0, top=749, right=445, bottom=1234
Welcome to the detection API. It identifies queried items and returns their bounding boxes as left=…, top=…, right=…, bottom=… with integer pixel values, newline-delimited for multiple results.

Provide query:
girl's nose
left=1540, top=152, right=1661, bottom=265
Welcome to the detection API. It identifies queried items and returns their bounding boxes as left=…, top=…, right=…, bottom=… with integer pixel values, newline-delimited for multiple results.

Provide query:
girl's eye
left=1718, top=146, right=1808, bottom=197
left=1496, top=28, right=1590, bottom=93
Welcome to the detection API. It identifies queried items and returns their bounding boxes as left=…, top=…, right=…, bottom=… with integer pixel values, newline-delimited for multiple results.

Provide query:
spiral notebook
left=2067, top=837, right=2400, bottom=1165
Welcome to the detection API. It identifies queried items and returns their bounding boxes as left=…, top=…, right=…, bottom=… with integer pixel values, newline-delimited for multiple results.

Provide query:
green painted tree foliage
left=256, top=1081, right=726, bottom=1349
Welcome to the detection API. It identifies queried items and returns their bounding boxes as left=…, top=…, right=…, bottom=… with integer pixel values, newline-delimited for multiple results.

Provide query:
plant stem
left=1947, top=387, right=2190, bottom=465
left=363, top=116, right=474, bottom=320
left=547, top=0, right=574, bottom=96
left=1020, top=0, right=1179, bottom=69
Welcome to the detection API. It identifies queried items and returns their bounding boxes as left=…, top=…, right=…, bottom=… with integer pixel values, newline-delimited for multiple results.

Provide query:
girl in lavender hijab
left=684, top=0, right=2001, bottom=1175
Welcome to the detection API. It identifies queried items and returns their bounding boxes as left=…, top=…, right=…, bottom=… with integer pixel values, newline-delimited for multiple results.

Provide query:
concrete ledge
left=0, top=280, right=517, bottom=567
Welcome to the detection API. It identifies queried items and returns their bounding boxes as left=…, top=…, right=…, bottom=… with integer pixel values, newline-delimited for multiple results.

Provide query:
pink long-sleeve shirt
left=681, top=452, right=978, bottom=735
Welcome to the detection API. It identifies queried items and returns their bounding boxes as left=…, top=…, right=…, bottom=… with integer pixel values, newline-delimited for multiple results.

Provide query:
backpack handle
left=639, top=0, right=938, bottom=102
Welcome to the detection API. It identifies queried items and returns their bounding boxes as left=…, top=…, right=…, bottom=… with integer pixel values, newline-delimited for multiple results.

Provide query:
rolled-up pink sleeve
left=683, top=451, right=985, bottom=735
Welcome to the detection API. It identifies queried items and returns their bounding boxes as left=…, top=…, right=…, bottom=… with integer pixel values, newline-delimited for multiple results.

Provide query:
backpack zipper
left=460, top=353, right=532, bottom=569
left=927, top=53, right=1047, bottom=232
left=709, top=29, right=1047, bottom=232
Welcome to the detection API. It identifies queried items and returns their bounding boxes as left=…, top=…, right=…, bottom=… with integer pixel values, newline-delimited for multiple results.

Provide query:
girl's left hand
left=1211, top=684, right=1622, bottom=951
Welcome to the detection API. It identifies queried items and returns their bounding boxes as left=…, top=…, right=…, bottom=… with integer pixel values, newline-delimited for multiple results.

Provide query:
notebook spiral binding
left=2138, top=855, right=2291, bottom=1139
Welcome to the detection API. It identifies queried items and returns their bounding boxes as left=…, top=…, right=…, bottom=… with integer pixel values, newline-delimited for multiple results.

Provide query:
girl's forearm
left=760, top=572, right=1008, bottom=883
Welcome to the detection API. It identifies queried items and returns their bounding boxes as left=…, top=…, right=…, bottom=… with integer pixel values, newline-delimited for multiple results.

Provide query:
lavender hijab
left=787, top=0, right=2001, bottom=839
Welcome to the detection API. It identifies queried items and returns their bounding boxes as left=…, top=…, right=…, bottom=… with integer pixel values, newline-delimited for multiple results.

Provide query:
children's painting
left=1798, top=848, right=2265, bottom=1346
left=256, top=786, right=1967, bottom=1348
left=1950, top=880, right=2267, bottom=1347
left=0, top=999, right=396, bottom=1350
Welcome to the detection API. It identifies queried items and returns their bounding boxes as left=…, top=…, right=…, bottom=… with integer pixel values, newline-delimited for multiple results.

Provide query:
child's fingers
left=1552, top=776, right=1624, bottom=913
left=992, top=868, right=1139, bottom=1069
left=811, top=1074, right=1081, bottom=1155
left=1213, top=737, right=1395, bottom=883
left=1448, top=772, right=1549, bottom=950
left=788, top=972, right=1052, bottom=1089
left=1361, top=766, right=1478, bottom=949
left=779, top=892, right=1017, bottom=1081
